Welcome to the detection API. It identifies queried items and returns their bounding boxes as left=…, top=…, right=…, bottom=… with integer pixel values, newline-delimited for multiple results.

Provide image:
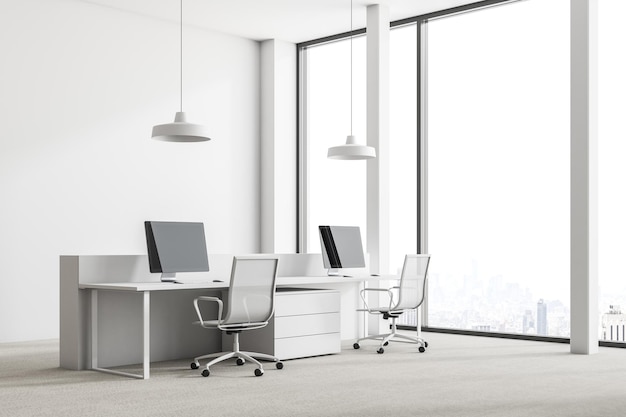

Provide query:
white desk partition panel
left=275, top=253, right=326, bottom=276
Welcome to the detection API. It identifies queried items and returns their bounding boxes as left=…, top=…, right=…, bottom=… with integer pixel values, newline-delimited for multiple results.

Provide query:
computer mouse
left=212, top=279, right=224, bottom=283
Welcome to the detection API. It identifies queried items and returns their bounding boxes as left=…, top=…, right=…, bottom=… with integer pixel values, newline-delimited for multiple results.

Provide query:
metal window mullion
left=418, top=18, right=429, bottom=329
left=298, top=47, right=310, bottom=253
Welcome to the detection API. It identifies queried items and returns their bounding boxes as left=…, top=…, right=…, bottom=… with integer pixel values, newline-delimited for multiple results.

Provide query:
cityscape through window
left=425, top=0, right=570, bottom=337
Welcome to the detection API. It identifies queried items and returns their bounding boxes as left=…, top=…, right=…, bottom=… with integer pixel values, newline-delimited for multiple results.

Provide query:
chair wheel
left=419, top=346, right=426, bottom=353
left=254, top=368, right=264, bottom=377
left=383, top=341, right=389, bottom=346
left=201, top=369, right=210, bottom=377
left=276, top=362, right=284, bottom=370
left=377, top=347, right=384, bottom=354
left=236, top=358, right=245, bottom=366
left=424, top=341, right=429, bottom=348
left=353, top=343, right=360, bottom=350
left=190, top=362, right=199, bottom=370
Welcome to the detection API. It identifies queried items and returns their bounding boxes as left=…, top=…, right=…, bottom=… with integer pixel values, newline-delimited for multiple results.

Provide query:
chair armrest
left=193, top=296, right=223, bottom=328
left=359, top=288, right=394, bottom=313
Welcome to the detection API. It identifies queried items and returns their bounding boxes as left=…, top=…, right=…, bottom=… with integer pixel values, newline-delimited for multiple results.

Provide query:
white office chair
left=354, top=254, right=431, bottom=354
left=190, top=256, right=283, bottom=377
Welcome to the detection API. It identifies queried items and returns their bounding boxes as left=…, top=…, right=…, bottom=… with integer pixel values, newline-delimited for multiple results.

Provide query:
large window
left=389, top=23, right=418, bottom=326
left=599, top=0, right=626, bottom=343
left=426, top=0, right=570, bottom=337
left=299, top=0, right=573, bottom=340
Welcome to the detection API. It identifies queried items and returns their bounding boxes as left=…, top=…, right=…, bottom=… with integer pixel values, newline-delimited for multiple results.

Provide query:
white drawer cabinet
left=273, top=288, right=341, bottom=359
left=225, top=288, right=341, bottom=360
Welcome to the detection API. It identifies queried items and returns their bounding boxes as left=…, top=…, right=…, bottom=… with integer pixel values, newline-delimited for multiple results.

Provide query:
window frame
left=296, top=0, right=614, bottom=347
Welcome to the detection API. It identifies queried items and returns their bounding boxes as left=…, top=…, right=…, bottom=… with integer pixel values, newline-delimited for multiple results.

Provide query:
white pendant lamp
left=328, top=135, right=376, bottom=159
left=327, top=0, right=376, bottom=160
left=152, top=0, right=211, bottom=142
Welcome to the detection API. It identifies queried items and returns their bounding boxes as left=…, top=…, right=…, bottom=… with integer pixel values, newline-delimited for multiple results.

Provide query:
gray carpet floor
left=1, top=332, right=625, bottom=417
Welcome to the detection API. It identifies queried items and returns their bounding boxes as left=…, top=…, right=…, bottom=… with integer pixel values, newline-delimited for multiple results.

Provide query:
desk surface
left=79, top=281, right=227, bottom=291
left=78, top=275, right=398, bottom=292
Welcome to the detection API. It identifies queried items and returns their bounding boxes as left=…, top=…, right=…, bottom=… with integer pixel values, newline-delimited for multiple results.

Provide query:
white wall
left=0, top=0, right=261, bottom=342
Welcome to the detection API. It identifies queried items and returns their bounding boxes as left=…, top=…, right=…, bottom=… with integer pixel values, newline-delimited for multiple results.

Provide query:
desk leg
left=91, top=289, right=98, bottom=370
left=358, top=281, right=366, bottom=339
left=142, top=291, right=150, bottom=380
left=90, top=289, right=146, bottom=380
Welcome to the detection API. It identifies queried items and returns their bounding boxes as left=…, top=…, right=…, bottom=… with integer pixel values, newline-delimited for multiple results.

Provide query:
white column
left=570, top=0, right=598, bottom=354
left=366, top=4, right=390, bottom=275
left=261, top=39, right=298, bottom=253
left=366, top=5, right=390, bottom=335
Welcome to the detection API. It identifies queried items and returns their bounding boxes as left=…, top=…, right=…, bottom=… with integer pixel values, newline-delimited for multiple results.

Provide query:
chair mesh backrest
left=393, top=254, right=431, bottom=311
left=222, top=256, right=279, bottom=326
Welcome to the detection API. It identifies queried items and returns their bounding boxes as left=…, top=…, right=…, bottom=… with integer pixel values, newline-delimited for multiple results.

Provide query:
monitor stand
left=327, top=268, right=341, bottom=277
left=161, top=272, right=176, bottom=282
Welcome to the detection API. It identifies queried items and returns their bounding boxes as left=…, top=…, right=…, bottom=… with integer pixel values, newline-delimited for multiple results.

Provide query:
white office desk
left=79, top=276, right=393, bottom=379
left=80, top=281, right=229, bottom=379
left=61, top=254, right=398, bottom=380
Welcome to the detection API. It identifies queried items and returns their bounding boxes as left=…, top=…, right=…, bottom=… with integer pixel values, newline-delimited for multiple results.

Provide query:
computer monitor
left=319, top=225, right=366, bottom=276
left=145, top=221, right=210, bottom=282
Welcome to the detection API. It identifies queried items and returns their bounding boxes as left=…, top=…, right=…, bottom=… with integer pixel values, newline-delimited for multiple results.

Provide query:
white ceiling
left=81, top=0, right=481, bottom=43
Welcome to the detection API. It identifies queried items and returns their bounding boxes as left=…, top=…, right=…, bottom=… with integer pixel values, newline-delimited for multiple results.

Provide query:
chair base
left=355, top=317, right=427, bottom=353
left=192, top=332, right=283, bottom=376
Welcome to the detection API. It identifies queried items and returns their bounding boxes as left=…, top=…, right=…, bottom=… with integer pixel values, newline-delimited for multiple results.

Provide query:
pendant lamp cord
left=350, top=0, right=353, bottom=136
left=180, top=0, right=183, bottom=113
